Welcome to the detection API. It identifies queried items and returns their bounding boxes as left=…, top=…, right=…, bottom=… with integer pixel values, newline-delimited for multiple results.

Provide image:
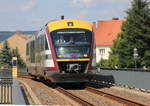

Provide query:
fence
left=0, top=69, right=13, bottom=104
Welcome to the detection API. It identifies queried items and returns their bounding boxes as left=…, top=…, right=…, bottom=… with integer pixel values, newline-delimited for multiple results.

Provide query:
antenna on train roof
left=61, top=15, right=64, bottom=20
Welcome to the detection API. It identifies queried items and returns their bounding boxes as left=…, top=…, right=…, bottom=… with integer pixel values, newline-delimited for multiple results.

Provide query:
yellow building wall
left=0, top=33, right=32, bottom=61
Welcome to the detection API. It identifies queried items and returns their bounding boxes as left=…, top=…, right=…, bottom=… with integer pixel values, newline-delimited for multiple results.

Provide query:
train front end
left=46, top=20, right=96, bottom=83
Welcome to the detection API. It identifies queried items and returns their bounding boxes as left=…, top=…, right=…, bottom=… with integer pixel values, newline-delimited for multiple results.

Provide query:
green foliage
left=0, top=40, right=12, bottom=67
left=97, top=58, right=109, bottom=68
left=142, top=50, right=150, bottom=68
left=0, top=40, right=26, bottom=68
left=108, top=54, right=120, bottom=68
left=109, top=0, right=150, bottom=68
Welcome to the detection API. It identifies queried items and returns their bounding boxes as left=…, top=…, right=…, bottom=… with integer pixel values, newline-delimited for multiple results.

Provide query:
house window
left=99, top=49, right=105, bottom=55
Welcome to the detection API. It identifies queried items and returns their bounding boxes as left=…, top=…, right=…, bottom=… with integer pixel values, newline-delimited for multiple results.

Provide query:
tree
left=97, top=59, right=109, bottom=68
left=0, top=41, right=26, bottom=68
left=142, top=50, right=150, bottom=68
left=109, top=0, right=150, bottom=68
left=0, top=40, right=12, bottom=67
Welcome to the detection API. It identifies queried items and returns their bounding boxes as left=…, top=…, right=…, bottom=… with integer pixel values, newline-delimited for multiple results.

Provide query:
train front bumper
left=46, top=73, right=94, bottom=83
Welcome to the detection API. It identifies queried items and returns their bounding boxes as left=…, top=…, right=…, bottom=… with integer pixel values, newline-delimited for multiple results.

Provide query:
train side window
left=26, top=43, right=29, bottom=55
left=37, top=36, right=41, bottom=51
left=32, top=40, right=35, bottom=63
left=41, top=35, right=44, bottom=51
left=39, top=36, right=42, bottom=51
left=37, top=37, right=39, bottom=51
left=45, top=35, right=49, bottom=50
left=45, top=54, right=52, bottom=59
left=29, top=41, right=32, bottom=62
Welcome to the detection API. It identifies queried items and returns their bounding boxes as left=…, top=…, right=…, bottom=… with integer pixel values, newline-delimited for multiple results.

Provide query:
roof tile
left=93, top=19, right=124, bottom=46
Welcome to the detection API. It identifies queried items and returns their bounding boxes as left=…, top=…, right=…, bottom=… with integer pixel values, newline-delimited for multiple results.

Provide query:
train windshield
left=51, top=28, right=92, bottom=58
left=55, top=46, right=90, bottom=58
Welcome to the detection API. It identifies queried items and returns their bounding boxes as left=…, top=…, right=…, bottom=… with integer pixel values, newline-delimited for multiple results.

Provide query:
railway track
left=85, top=87, right=146, bottom=106
left=19, top=76, right=148, bottom=105
left=56, top=87, right=94, bottom=106
left=56, top=86, right=146, bottom=106
left=18, top=75, right=32, bottom=79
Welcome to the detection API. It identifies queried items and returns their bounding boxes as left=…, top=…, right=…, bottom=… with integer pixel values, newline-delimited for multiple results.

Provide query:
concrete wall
left=94, top=69, right=150, bottom=90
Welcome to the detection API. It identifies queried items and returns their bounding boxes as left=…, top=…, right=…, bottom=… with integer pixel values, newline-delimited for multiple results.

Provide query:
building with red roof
left=93, top=18, right=124, bottom=62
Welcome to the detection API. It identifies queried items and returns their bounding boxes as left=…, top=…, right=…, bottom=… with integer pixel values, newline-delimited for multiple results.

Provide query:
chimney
left=61, top=16, right=64, bottom=20
left=112, top=17, right=119, bottom=20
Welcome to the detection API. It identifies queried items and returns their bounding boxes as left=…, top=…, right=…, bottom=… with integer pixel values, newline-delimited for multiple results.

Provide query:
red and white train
left=26, top=18, right=96, bottom=83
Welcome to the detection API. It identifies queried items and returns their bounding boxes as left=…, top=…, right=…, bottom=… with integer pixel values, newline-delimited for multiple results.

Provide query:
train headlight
left=83, top=54, right=87, bottom=57
left=59, top=47, right=64, bottom=51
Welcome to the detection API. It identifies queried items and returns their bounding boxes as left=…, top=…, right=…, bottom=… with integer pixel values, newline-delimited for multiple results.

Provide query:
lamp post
left=133, top=48, right=138, bottom=68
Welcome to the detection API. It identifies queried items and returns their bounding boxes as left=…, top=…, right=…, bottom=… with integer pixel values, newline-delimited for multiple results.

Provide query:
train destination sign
left=57, top=31, right=85, bottom=34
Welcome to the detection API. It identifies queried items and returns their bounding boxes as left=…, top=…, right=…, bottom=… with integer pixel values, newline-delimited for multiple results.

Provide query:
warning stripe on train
left=56, top=58, right=90, bottom=62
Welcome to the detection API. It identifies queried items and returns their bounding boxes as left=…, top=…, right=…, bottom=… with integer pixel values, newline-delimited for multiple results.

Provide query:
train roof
left=27, top=19, right=92, bottom=43
left=47, top=19, right=92, bottom=32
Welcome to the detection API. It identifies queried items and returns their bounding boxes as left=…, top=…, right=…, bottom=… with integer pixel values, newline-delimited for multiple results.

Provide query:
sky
left=0, top=0, right=132, bottom=31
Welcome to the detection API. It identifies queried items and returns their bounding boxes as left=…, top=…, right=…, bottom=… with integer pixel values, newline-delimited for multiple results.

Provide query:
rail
left=18, top=75, right=32, bottom=79
left=56, top=87, right=94, bottom=106
left=86, top=87, right=146, bottom=106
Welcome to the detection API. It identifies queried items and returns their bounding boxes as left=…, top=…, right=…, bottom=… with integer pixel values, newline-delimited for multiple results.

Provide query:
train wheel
left=32, top=75, right=41, bottom=81
left=32, top=75, right=37, bottom=80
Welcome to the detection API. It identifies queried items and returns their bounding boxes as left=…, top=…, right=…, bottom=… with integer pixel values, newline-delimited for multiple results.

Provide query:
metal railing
left=0, top=69, right=12, bottom=78
left=0, top=78, right=13, bottom=104
left=0, top=69, right=13, bottom=104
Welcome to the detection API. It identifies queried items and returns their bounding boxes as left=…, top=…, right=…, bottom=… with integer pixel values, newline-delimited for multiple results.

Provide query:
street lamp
left=133, top=48, right=138, bottom=68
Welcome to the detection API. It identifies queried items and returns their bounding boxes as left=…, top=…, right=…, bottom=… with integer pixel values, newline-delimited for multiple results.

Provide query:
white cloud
left=0, top=0, right=37, bottom=12
left=70, top=0, right=96, bottom=8
left=68, top=0, right=132, bottom=21
left=32, top=17, right=51, bottom=23
left=76, top=10, right=89, bottom=19
left=69, top=10, right=89, bottom=21
left=22, top=0, right=37, bottom=11
left=69, top=0, right=131, bottom=8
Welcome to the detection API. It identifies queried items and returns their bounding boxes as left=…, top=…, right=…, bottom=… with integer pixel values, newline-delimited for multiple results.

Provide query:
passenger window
left=45, top=35, right=49, bottom=50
